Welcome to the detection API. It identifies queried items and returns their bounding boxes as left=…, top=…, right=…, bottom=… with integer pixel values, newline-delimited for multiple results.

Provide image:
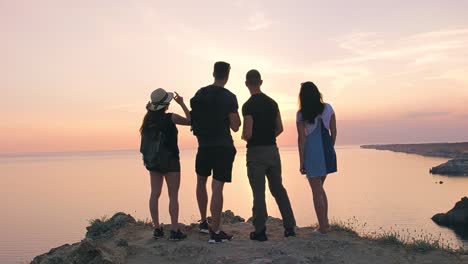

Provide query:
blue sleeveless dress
left=304, top=117, right=337, bottom=177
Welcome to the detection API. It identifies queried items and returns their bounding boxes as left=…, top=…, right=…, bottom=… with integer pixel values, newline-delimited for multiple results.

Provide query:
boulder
left=247, top=215, right=284, bottom=226
left=222, top=210, right=246, bottom=223
left=86, top=212, right=136, bottom=239
left=31, top=239, right=120, bottom=264
left=207, top=210, right=245, bottom=224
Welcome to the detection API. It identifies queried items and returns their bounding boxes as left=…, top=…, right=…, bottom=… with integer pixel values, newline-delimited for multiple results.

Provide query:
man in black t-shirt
left=190, top=61, right=241, bottom=243
left=242, top=69, right=296, bottom=241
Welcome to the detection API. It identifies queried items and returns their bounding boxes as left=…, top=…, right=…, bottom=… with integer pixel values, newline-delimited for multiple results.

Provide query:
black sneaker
left=284, top=227, right=296, bottom=237
left=153, top=227, right=164, bottom=239
left=199, top=219, right=209, bottom=234
left=250, top=228, right=268, bottom=242
left=208, top=230, right=233, bottom=243
left=169, top=229, right=187, bottom=241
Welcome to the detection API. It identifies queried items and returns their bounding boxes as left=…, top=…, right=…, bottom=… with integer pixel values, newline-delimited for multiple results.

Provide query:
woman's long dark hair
left=139, top=107, right=167, bottom=135
left=299, top=81, right=324, bottom=124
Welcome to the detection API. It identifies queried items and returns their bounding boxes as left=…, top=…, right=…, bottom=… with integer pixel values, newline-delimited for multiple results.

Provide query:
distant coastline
left=361, top=142, right=468, bottom=176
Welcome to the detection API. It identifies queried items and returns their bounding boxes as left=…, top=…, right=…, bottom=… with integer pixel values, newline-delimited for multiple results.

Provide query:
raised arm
left=242, top=115, right=253, bottom=141
left=330, top=113, right=337, bottom=146
left=171, top=92, right=191, bottom=126
left=297, top=121, right=306, bottom=174
left=275, top=111, right=284, bottom=137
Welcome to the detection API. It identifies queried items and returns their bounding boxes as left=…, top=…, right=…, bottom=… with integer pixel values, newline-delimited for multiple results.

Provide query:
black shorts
left=196, top=146, right=236, bottom=182
left=150, top=155, right=181, bottom=174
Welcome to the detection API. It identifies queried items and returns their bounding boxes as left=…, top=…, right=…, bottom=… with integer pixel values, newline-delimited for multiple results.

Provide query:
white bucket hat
left=148, top=88, right=173, bottom=111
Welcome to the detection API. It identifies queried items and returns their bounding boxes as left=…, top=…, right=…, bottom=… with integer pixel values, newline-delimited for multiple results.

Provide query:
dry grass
left=330, top=218, right=466, bottom=254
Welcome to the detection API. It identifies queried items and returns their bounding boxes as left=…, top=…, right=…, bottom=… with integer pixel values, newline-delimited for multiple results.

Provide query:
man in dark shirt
left=190, top=61, right=241, bottom=243
left=242, top=69, right=296, bottom=241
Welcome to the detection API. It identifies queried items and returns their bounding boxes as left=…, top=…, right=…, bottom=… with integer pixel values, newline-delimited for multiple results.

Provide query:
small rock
left=247, top=215, right=284, bottom=225
left=251, top=258, right=273, bottom=264
left=273, top=256, right=301, bottom=264
left=207, top=210, right=245, bottom=224
left=307, top=255, right=324, bottom=263
left=116, top=239, right=128, bottom=247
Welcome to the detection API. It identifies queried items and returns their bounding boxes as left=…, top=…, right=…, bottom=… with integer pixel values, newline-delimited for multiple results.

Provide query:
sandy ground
left=32, top=214, right=468, bottom=264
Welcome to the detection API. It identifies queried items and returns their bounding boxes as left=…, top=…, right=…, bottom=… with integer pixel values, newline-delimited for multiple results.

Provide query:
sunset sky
left=2, top=0, right=468, bottom=154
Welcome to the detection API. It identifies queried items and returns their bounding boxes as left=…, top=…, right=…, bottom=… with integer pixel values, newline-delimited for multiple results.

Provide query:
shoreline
left=360, top=142, right=468, bottom=176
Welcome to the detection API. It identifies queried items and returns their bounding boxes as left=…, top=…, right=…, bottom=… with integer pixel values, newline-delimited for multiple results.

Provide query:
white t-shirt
left=296, top=103, right=335, bottom=136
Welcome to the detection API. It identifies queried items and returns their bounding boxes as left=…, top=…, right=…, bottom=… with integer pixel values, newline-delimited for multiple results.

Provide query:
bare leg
left=149, top=171, right=164, bottom=228
left=308, top=177, right=329, bottom=233
left=321, top=176, right=329, bottom=228
left=165, top=172, right=181, bottom=231
left=210, top=179, right=225, bottom=232
left=196, top=175, right=208, bottom=221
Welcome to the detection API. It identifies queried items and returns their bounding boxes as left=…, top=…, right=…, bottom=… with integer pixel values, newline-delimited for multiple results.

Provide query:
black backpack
left=190, top=87, right=229, bottom=137
left=140, top=126, right=172, bottom=172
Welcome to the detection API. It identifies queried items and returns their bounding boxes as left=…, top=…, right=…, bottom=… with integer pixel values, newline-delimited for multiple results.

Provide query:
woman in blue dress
left=296, top=81, right=337, bottom=234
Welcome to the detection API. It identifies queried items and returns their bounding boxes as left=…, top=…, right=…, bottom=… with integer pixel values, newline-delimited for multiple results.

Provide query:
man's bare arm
left=275, top=111, right=284, bottom=137
left=242, top=115, right=253, bottom=141
left=229, top=112, right=241, bottom=132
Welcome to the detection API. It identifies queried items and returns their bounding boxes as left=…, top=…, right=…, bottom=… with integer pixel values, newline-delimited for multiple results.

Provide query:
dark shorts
left=150, top=155, right=181, bottom=174
left=196, top=146, right=236, bottom=182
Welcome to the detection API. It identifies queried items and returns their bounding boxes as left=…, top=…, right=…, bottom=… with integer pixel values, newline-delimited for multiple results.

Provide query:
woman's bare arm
left=172, top=113, right=191, bottom=126
left=171, top=92, right=191, bottom=126
left=330, top=113, right=337, bottom=146
left=297, top=121, right=306, bottom=174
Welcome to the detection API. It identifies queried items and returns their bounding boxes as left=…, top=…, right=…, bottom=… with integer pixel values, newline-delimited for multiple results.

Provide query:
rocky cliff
left=32, top=211, right=467, bottom=264
left=432, top=197, right=468, bottom=239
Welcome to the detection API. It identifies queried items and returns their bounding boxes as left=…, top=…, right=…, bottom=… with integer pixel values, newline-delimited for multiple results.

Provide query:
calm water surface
left=1, top=146, right=467, bottom=263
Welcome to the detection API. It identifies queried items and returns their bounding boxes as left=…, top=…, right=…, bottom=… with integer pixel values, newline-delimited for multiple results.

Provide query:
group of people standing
left=139, top=61, right=337, bottom=243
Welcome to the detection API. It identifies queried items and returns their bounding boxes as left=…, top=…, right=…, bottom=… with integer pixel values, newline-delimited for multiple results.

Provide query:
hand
left=300, top=167, right=306, bottom=175
left=146, top=101, right=152, bottom=111
left=173, top=92, right=184, bottom=105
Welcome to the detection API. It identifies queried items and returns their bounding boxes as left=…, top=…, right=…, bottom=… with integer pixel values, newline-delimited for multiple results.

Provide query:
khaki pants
left=246, top=145, right=296, bottom=232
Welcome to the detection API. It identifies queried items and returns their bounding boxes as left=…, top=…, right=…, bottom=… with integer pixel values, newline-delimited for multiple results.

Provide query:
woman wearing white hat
left=140, top=88, right=191, bottom=240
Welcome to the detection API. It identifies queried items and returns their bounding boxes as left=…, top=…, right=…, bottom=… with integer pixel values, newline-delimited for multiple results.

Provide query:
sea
left=1, top=146, right=467, bottom=263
